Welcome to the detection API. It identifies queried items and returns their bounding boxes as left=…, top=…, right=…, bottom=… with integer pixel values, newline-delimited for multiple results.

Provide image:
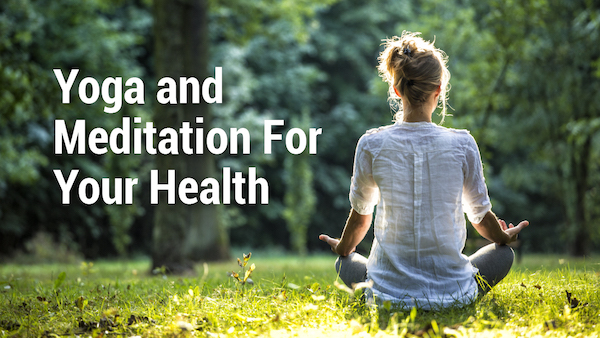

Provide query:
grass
left=0, top=252, right=599, bottom=337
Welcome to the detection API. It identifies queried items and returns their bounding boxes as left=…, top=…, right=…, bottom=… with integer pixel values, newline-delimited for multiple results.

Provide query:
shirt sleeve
left=349, top=134, right=380, bottom=215
left=462, top=134, right=492, bottom=224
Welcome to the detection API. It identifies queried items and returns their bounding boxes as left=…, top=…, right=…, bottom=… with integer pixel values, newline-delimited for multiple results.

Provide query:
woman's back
left=353, top=121, right=490, bottom=308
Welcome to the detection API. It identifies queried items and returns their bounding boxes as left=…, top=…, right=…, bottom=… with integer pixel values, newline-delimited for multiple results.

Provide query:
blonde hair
left=378, top=31, right=450, bottom=123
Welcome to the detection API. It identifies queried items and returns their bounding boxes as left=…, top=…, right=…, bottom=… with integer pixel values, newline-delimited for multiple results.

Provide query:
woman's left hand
left=498, top=219, right=529, bottom=244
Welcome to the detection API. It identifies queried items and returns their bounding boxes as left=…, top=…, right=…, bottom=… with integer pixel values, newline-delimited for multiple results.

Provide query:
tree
left=151, top=0, right=229, bottom=273
left=283, top=111, right=316, bottom=256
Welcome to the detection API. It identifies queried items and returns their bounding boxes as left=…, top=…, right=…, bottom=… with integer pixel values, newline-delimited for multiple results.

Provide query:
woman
left=319, top=32, right=529, bottom=309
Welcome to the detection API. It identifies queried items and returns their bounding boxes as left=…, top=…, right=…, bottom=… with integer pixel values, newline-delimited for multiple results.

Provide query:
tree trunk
left=568, top=135, right=591, bottom=257
left=151, top=0, right=229, bottom=273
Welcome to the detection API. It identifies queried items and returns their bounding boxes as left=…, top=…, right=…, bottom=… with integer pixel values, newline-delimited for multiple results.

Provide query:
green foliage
left=0, top=0, right=151, bottom=257
left=210, top=11, right=327, bottom=249
left=0, top=255, right=599, bottom=336
left=210, top=0, right=338, bottom=43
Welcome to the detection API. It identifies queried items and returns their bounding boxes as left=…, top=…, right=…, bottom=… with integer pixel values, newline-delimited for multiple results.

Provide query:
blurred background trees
left=0, top=0, right=150, bottom=258
left=1, top=0, right=599, bottom=263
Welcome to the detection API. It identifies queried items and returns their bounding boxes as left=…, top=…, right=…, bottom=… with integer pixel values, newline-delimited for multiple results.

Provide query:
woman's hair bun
left=402, top=40, right=417, bottom=57
left=377, top=31, right=451, bottom=123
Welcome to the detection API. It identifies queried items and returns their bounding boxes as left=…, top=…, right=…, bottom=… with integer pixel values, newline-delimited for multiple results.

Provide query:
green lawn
left=1, top=252, right=599, bottom=337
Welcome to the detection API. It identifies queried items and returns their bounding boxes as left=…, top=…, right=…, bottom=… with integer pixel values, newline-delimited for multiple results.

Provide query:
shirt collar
left=396, top=121, right=436, bottom=127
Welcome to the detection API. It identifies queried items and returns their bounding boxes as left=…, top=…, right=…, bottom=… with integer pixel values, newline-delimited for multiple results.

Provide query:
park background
left=1, top=0, right=600, bottom=272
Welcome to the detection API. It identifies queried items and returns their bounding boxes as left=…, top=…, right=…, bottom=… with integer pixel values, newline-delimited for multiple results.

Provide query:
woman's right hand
left=319, top=234, right=340, bottom=253
left=319, top=234, right=356, bottom=256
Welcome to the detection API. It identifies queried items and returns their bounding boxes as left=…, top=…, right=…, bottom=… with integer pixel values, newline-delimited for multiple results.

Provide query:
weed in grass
left=228, top=252, right=255, bottom=286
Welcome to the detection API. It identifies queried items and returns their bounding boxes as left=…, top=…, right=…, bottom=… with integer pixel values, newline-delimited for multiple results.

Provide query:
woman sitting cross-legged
left=319, top=32, right=529, bottom=310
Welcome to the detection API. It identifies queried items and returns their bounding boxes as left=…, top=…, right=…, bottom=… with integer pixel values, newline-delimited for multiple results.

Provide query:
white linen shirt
left=349, top=121, right=491, bottom=309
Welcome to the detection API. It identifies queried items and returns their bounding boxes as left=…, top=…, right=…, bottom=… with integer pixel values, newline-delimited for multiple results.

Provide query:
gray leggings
left=335, top=243, right=514, bottom=296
